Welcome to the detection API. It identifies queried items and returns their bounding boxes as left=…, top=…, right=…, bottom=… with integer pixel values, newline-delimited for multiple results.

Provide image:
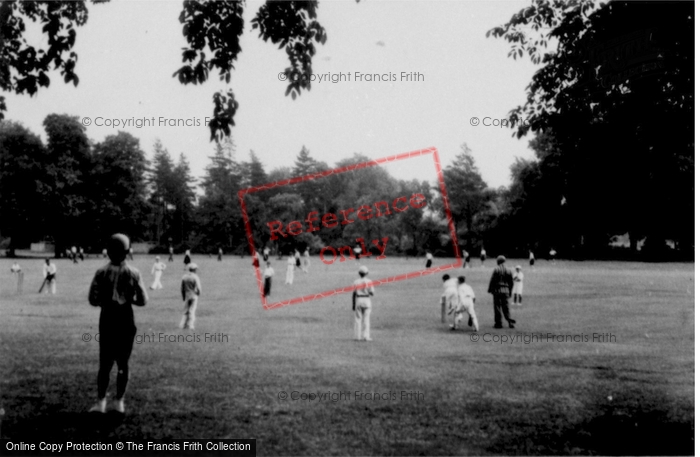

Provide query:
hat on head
left=442, top=274, right=450, bottom=281
left=188, top=263, right=198, bottom=271
left=359, top=265, right=369, bottom=275
left=497, top=255, right=506, bottom=264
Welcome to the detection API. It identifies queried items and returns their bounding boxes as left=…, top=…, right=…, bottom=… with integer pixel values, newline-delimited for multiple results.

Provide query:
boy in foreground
left=88, top=234, right=148, bottom=414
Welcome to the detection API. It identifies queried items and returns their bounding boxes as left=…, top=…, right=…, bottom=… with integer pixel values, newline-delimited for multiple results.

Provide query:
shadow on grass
left=487, top=395, right=694, bottom=455
left=4, top=411, right=125, bottom=441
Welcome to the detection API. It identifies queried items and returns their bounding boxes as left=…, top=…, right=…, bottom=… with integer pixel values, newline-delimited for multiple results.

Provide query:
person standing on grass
left=353, top=266, right=375, bottom=341
left=217, top=247, right=223, bottom=261
left=180, top=263, right=202, bottom=330
left=512, top=265, right=524, bottom=306
left=263, top=261, right=274, bottom=297
left=529, top=250, right=535, bottom=268
left=294, top=249, right=302, bottom=269
left=252, top=250, right=260, bottom=268
left=149, top=256, right=166, bottom=290
left=462, top=249, right=470, bottom=268
left=183, top=249, right=191, bottom=270
left=88, top=233, right=148, bottom=414
left=353, top=244, right=362, bottom=261
left=302, top=248, right=310, bottom=274
left=488, top=255, right=515, bottom=329
left=263, top=246, right=270, bottom=262
left=168, top=245, right=174, bottom=262
left=79, top=247, right=85, bottom=261
left=39, top=258, right=57, bottom=294
left=11, top=261, right=23, bottom=294
left=480, top=247, right=487, bottom=266
left=128, top=247, right=134, bottom=261
left=285, top=255, right=295, bottom=285
left=453, top=276, right=479, bottom=332
left=441, top=274, right=458, bottom=327
left=425, top=251, right=433, bottom=269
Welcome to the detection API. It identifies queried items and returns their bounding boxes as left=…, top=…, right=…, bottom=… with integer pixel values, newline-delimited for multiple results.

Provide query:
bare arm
left=133, top=272, right=148, bottom=307
left=88, top=272, right=101, bottom=307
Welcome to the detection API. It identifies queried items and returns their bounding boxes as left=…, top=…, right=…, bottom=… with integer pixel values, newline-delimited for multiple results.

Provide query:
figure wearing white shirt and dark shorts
left=462, top=250, right=470, bottom=268
left=263, top=262, right=274, bottom=297
left=353, top=266, right=375, bottom=341
left=425, top=252, right=433, bottom=269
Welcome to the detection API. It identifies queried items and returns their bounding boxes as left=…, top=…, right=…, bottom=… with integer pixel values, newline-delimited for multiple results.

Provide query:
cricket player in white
left=285, top=255, right=295, bottom=285
left=353, top=266, right=375, bottom=341
left=11, top=261, right=23, bottom=293
left=302, top=248, right=310, bottom=273
left=150, top=256, right=166, bottom=290
left=441, top=274, right=458, bottom=326
left=41, top=258, right=57, bottom=294
left=454, top=276, right=479, bottom=331
left=180, top=264, right=202, bottom=330
left=513, top=265, right=524, bottom=305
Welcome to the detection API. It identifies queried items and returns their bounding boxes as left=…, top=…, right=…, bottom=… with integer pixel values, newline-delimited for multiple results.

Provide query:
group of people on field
left=442, top=255, right=525, bottom=332
left=41, top=237, right=542, bottom=415
left=85, top=234, right=201, bottom=414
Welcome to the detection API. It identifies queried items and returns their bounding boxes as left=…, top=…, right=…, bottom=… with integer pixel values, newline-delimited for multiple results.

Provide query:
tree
left=196, top=137, right=244, bottom=251
left=42, top=113, right=92, bottom=255
left=488, top=1, right=693, bottom=257
left=148, top=140, right=175, bottom=245
left=243, top=150, right=268, bottom=189
left=292, top=146, right=330, bottom=213
left=0, top=121, right=48, bottom=255
left=90, top=131, right=150, bottom=245
left=1, top=1, right=329, bottom=141
left=172, top=153, right=197, bottom=246
left=442, top=144, right=490, bottom=250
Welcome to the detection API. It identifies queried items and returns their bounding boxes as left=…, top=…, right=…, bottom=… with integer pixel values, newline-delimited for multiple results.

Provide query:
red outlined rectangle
left=238, top=147, right=460, bottom=310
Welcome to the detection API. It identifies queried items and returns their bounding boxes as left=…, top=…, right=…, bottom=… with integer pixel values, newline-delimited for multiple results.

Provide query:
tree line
left=1, top=113, right=690, bottom=261
left=0, top=115, right=451, bottom=258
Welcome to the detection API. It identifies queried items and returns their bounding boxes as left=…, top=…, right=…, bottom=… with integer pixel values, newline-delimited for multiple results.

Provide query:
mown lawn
left=0, top=256, right=694, bottom=455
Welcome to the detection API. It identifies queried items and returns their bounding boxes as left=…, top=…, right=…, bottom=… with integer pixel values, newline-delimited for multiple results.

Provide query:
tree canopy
left=0, top=0, right=329, bottom=141
left=488, top=0, right=693, bottom=257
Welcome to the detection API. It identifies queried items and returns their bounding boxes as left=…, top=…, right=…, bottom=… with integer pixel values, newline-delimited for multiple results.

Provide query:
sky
left=5, top=0, right=542, bottom=189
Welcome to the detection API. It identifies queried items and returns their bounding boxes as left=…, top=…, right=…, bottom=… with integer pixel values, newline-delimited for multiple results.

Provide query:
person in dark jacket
left=487, top=255, right=515, bottom=329
left=88, top=234, right=148, bottom=414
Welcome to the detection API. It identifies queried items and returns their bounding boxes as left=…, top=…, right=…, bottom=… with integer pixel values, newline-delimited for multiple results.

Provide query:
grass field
left=0, top=255, right=694, bottom=455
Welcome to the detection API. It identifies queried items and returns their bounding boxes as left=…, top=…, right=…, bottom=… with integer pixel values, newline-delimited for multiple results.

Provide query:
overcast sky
left=6, top=0, right=541, bottom=189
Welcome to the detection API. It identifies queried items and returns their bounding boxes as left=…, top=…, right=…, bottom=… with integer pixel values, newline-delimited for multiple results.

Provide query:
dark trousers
left=493, top=294, right=513, bottom=327
left=264, top=277, right=272, bottom=296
